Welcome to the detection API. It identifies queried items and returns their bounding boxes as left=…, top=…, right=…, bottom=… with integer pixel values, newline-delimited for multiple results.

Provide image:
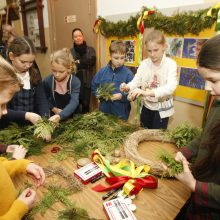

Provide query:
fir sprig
left=158, top=150, right=183, bottom=177
left=164, top=123, right=201, bottom=148
left=96, top=83, right=115, bottom=101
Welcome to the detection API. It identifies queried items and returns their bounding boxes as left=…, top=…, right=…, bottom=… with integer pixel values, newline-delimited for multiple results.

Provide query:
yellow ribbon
left=207, top=3, right=220, bottom=32
left=92, top=149, right=151, bottom=178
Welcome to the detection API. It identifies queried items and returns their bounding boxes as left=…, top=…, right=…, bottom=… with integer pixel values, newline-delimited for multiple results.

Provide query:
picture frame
left=20, top=0, right=47, bottom=52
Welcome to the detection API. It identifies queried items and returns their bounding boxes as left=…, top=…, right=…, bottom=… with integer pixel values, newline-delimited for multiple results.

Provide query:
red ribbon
left=92, top=175, right=157, bottom=195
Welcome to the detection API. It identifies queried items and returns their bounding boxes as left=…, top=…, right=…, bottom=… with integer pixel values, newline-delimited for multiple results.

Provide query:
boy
left=91, top=40, right=133, bottom=120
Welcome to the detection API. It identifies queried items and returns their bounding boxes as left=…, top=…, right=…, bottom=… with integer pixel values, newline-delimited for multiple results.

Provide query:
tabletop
left=13, top=141, right=191, bottom=220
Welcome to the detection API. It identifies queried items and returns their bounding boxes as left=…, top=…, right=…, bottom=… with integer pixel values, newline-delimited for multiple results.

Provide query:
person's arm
left=120, top=69, right=134, bottom=102
left=127, top=61, right=146, bottom=91
left=91, top=71, right=101, bottom=97
left=59, top=76, right=81, bottom=120
left=43, top=76, right=55, bottom=111
left=34, top=81, right=50, bottom=118
left=0, top=199, right=29, bottom=220
left=0, top=158, right=31, bottom=177
left=152, top=60, right=177, bottom=98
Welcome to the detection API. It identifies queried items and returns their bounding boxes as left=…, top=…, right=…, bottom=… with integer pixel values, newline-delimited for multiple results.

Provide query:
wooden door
left=48, top=0, right=97, bottom=51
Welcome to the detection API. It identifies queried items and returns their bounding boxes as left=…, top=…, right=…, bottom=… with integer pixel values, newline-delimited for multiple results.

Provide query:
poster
left=166, top=37, right=183, bottom=58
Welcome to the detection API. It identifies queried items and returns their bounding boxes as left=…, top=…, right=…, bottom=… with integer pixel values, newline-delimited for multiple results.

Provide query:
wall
left=96, top=1, right=218, bottom=129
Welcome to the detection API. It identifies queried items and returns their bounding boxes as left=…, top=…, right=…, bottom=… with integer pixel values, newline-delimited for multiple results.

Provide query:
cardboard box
left=103, top=198, right=137, bottom=220
left=74, top=162, right=102, bottom=184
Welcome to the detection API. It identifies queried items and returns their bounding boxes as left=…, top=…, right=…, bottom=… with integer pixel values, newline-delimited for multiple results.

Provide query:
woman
left=70, top=28, right=96, bottom=113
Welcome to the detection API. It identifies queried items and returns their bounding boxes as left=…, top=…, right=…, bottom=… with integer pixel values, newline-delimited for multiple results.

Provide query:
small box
left=74, top=162, right=102, bottom=184
left=103, top=198, right=137, bottom=220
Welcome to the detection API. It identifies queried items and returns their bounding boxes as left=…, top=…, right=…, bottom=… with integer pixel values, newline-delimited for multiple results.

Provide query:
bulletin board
left=166, top=25, right=216, bottom=106
left=107, top=36, right=140, bottom=67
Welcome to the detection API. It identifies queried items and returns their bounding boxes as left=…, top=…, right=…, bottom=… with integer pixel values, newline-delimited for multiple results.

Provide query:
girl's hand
left=49, top=114, right=61, bottom=124
left=175, top=157, right=196, bottom=192
left=12, top=145, right=28, bottom=159
left=6, top=145, right=19, bottom=153
left=111, top=93, right=122, bottom=101
left=26, top=163, right=45, bottom=187
left=175, top=151, right=185, bottom=162
left=18, top=188, right=36, bottom=209
left=120, top=83, right=130, bottom=93
left=52, top=107, right=62, bottom=114
left=25, top=112, right=42, bottom=125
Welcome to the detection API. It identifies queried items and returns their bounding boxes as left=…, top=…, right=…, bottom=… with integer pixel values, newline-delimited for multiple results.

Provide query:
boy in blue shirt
left=92, top=40, right=133, bottom=120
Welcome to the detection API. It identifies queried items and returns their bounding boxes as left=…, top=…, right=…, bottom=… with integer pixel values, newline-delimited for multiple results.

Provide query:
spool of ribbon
left=93, top=18, right=102, bottom=34
left=137, top=9, right=155, bottom=34
left=91, top=149, right=158, bottom=195
left=207, top=3, right=220, bottom=33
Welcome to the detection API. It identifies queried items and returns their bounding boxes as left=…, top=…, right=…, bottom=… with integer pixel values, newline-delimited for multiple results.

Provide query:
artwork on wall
left=166, top=37, right=184, bottom=58
left=179, top=67, right=205, bottom=90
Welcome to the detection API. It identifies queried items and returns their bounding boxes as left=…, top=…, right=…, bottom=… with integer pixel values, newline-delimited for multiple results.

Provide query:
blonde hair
left=0, top=56, right=22, bottom=92
left=50, top=48, right=76, bottom=73
left=109, top=40, right=126, bottom=55
left=145, top=30, right=166, bottom=46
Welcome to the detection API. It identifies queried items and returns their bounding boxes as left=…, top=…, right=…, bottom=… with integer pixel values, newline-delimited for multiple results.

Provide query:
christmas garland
left=97, top=7, right=217, bottom=37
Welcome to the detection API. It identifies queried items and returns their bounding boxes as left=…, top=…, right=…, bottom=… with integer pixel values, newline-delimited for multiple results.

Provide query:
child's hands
left=49, top=114, right=61, bottom=124
left=52, top=107, right=62, bottom=114
left=18, top=188, right=36, bottom=209
left=26, top=163, right=45, bottom=187
left=111, top=93, right=122, bottom=101
left=12, top=145, right=28, bottom=159
left=120, top=83, right=130, bottom=93
left=175, top=157, right=196, bottom=192
left=175, top=151, right=185, bottom=162
left=25, top=112, right=42, bottom=125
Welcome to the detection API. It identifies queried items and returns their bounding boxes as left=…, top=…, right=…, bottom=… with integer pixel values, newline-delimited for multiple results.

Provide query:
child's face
left=110, top=52, right=125, bottom=69
left=0, top=87, right=16, bottom=118
left=9, top=53, right=35, bottom=73
left=198, top=66, right=220, bottom=100
left=51, top=61, right=70, bottom=82
left=146, top=41, right=166, bottom=65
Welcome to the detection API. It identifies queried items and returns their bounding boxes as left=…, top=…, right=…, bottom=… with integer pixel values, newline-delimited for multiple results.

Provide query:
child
left=0, top=56, right=45, bottom=219
left=71, top=28, right=96, bottom=113
left=120, top=30, right=177, bottom=129
left=91, top=40, right=133, bottom=120
left=3, top=37, right=49, bottom=126
left=43, top=48, right=80, bottom=123
left=173, top=34, right=220, bottom=219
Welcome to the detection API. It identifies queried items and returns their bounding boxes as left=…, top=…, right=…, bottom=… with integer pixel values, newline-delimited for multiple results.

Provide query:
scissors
left=51, top=146, right=61, bottom=153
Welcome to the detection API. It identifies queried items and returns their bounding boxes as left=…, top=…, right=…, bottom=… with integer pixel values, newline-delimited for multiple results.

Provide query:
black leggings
left=140, top=106, right=169, bottom=129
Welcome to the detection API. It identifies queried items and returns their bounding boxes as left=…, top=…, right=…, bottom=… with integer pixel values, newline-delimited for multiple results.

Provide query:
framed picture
left=20, top=0, right=47, bottom=52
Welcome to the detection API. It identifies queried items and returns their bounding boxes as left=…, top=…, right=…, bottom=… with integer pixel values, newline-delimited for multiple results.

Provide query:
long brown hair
left=7, top=37, right=40, bottom=85
left=0, top=56, right=22, bottom=92
left=193, top=120, right=220, bottom=181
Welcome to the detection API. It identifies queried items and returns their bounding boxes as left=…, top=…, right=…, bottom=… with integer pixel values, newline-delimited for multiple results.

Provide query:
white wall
left=97, top=0, right=218, bottom=18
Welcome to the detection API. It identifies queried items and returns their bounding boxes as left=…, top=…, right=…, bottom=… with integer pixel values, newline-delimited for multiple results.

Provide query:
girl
left=174, top=34, right=220, bottom=219
left=70, top=28, right=96, bottom=113
left=3, top=37, right=49, bottom=126
left=43, top=48, right=80, bottom=123
left=120, top=30, right=177, bottom=129
left=0, top=56, right=45, bottom=219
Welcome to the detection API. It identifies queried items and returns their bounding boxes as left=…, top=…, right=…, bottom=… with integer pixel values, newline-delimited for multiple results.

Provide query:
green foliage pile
left=164, top=123, right=202, bottom=148
left=0, top=112, right=139, bottom=158
left=0, top=123, right=44, bottom=155
left=158, top=150, right=183, bottom=177
left=53, top=111, right=139, bottom=158
left=96, top=83, right=115, bottom=101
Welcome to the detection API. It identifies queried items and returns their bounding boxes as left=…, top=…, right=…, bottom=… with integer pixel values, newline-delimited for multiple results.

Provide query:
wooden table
left=14, top=141, right=191, bottom=220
